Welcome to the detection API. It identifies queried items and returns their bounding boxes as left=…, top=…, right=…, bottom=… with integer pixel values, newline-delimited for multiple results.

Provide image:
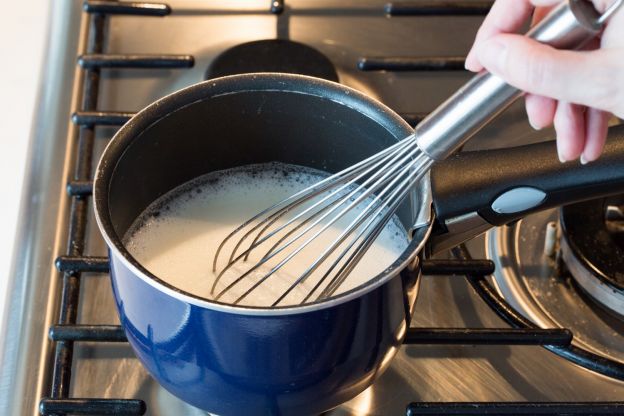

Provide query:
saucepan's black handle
left=431, top=124, right=624, bottom=228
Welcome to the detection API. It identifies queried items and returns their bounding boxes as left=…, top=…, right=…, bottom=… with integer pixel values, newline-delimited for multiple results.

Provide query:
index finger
left=465, top=0, right=561, bottom=71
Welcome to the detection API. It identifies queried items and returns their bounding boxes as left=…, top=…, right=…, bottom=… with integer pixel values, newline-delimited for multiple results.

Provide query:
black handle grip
left=430, top=124, right=624, bottom=226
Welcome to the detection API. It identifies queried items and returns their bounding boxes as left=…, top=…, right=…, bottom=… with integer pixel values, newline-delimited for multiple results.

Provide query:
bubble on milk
left=124, top=162, right=409, bottom=307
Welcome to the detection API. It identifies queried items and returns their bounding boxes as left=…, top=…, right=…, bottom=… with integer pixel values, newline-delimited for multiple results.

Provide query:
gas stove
left=2, top=1, right=624, bottom=415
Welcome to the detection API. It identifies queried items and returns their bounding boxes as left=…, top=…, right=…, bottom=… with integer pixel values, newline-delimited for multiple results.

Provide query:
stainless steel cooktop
left=2, top=1, right=623, bottom=415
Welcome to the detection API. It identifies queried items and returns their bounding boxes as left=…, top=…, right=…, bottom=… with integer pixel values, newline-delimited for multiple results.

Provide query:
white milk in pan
left=124, top=163, right=409, bottom=307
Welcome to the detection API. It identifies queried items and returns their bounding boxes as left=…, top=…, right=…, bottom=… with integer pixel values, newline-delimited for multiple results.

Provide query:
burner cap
left=206, top=39, right=339, bottom=82
left=560, top=198, right=624, bottom=317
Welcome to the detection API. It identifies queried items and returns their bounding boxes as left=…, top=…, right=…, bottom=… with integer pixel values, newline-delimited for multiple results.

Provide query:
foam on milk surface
left=124, top=163, right=409, bottom=307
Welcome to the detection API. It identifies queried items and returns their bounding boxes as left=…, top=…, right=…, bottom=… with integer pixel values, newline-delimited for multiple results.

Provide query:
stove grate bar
left=44, top=325, right=574, bottom=346
left=421, top=259, right=495, bottom=276
left=55, top=256, right=109, bottom=273
left=49, top=325, right=127, bottom=342
left=66, top=181, right=93, bottom=196
left=47, top=12, right=107, bottom=409
left=52, top=256, right=493, bottom=276
left=385, top=1, right=493, bottom=16
left=72, top=110, right=134, bottom=126
left=40, top=398, right=146, bottom=415
left=78, top=54, right=195, bottom=69
left=357, top=56, right=465, bottom=71
left=406, top=402, right=624, bottom=415
left=83, top=1, right=171, bottom=16
left=453, top=245, right=624, bottom=380
left=404, top=328, right=572, bottom=346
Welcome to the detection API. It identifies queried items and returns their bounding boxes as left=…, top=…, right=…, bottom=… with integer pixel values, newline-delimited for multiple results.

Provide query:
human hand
left=465, top=0, right=624, bottom=163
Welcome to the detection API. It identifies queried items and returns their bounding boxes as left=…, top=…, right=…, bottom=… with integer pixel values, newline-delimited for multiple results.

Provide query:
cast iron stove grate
left=38, top=1, right=624, bottom=415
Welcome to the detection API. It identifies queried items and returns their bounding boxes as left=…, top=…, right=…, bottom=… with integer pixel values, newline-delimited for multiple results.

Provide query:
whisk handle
left=414, top=0, right=608, bottom=160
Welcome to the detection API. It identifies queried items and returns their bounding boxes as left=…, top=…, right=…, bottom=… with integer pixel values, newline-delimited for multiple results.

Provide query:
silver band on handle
left=414, top=0, right=605, bottom=161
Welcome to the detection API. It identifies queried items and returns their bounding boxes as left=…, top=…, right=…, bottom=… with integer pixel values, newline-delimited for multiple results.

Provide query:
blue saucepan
left=93, top=73, right=624, bottom=415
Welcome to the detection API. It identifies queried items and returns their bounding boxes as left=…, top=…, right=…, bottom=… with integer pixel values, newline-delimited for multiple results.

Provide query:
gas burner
left=560, top=197, right=624, bottom=318
left=205, top=39, right=339, bottom=82
left=487, top=208, right=624, bottom=367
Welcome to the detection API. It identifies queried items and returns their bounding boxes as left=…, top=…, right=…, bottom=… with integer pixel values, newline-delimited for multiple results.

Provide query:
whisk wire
left=309, top=160, right=429, bottom=302
left=272, top=151, right=431, bottom=305
left=258, top=139, right=419, bottom=260
left=246, top=138, right=415, bottom=261
left=221, top=143, right=422, bottom=303
left=211, top=135, right=434, bottom=306
left=211, top=137, right=418, bottom=293
left=212, top=137, right=411, bottom=272
left=317, top=157, right=433, bottom=300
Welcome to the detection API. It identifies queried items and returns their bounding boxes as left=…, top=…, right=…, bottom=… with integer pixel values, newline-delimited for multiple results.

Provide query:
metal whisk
left=212, top=135, right=433, bottom=306
left=211, top=0, right=617, bottom=306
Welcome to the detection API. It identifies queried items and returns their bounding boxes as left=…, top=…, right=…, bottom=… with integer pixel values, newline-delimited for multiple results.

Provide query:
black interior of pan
left=108, top=89, right=414, bottom=238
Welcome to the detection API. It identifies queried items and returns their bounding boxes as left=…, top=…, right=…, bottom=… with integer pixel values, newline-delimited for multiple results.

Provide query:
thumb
left=476, top=34, right=614, bottom=112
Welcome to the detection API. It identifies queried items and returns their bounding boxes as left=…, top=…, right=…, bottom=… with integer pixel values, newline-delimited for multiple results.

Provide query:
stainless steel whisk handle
left=414, top=0, right=620, bottom=161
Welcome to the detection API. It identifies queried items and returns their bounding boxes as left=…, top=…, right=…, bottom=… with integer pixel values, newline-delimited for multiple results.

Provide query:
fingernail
left=476, top=39, right=507, bottom=73
left=580, top=154, right=589, bottom=165
left=464, top=50, right=478, bottom=72
left=558, top=148, right=566, bottom=163
left=528, top=117, right=542, bottom=131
